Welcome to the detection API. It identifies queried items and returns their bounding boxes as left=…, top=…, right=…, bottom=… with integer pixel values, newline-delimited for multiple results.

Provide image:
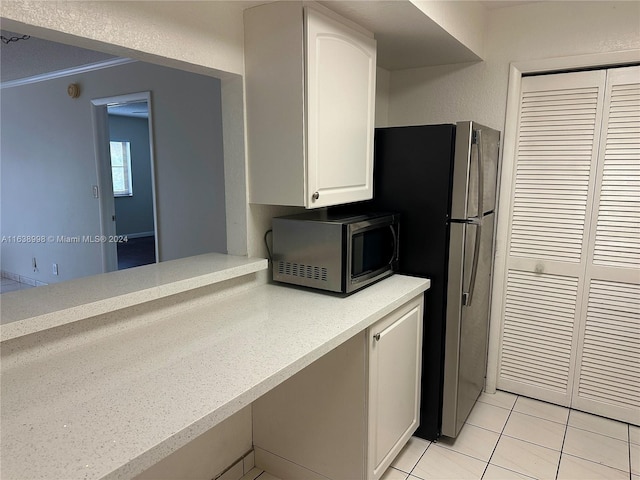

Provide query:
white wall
left=0, top=1, right=246, bottom=76
left=1, top=61, right=227, bottom=283
left=388, top=1, right=640, bottom=131
left=375, top=66, right=391, bottom=127
left=410, top=0, right=486, bottom=59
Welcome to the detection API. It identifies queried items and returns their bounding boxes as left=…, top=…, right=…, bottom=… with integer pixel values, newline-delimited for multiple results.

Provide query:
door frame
left=90, top=91, right=159, bottom=272
left=486, top=49, right=640, bottom=393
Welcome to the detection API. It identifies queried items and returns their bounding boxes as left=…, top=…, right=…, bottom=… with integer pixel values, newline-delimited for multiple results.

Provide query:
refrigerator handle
left=474, top=129, right=484, bottom=217
left=462, top=129, right=484, bottom=307
left=462, top=222, right=482, bottom=307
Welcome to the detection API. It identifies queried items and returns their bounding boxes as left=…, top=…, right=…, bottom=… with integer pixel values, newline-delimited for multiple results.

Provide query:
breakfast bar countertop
left=1, top=267, right=430, bottom=480
left=0, top=253, right=268, bottom=341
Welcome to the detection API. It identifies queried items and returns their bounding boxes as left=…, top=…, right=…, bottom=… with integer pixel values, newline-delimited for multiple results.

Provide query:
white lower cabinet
left=368, top=296, right=423, bottom=479
left=252, top=295, right=423, bottom=480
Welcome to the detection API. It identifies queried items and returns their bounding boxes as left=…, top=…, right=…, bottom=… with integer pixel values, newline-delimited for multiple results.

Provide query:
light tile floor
left=244, top=390, right=639, bottom=480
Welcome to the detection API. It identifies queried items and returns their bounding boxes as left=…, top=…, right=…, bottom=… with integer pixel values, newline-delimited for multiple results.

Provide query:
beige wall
left=388, top=1, right=640, bottom=131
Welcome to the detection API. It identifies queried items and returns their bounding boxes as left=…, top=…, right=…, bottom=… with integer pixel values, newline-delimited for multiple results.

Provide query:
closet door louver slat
left=509, top=83, right=600, bottom=264
left=499, top=270, right=578, bottom=395
left=593, top=79, right=640, bottom=270
left=575, top=280, right=640, bottom=420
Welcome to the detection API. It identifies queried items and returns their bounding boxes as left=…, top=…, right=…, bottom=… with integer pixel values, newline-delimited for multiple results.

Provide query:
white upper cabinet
left=244, top=2, right=377, bottom=208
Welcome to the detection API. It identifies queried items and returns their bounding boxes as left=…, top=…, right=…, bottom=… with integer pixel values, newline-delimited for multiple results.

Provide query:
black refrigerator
left=368, top=122, right=500, bottom=440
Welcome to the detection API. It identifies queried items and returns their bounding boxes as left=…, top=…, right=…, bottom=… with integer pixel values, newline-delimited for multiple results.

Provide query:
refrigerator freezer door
left=441, top=213, right=495, bottom=438
left=477, top=126, right=500, bottom=215
left=451, top=122, right=500, bottom=220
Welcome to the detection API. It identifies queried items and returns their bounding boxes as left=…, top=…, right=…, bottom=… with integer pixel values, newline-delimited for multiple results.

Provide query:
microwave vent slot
left=279, top=261, right=327, bottom=282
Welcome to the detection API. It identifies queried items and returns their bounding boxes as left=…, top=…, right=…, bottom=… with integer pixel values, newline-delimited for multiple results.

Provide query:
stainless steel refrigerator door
left=441, top=213, right=495, bottom=438
left=451, top=122, right=500, bottom=220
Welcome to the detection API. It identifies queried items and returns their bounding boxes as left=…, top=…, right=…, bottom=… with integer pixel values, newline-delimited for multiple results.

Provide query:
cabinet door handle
left=312, top=191, right=320, bottom=201
left=373, top=311, right=410, bottom=343
left=374, top=323, right=395, bottom=342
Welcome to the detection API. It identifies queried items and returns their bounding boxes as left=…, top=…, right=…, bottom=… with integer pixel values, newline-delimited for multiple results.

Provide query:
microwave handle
left=389, top=224, right=398, bottom=266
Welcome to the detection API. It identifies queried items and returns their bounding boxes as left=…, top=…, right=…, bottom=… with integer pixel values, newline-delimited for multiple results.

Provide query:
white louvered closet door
left=571, top=66, right=640, bottom=425
left=497, top=70, right=606, bottom=407
left=497, top=66, right=640, bottom=424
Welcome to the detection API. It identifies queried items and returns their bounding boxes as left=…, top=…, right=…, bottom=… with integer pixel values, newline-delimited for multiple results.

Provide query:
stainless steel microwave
left=272, top=210, right=399, bottom=294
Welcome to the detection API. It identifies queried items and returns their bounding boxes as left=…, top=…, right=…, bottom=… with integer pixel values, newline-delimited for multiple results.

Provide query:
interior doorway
left=91, top=92, right=159, bottom=272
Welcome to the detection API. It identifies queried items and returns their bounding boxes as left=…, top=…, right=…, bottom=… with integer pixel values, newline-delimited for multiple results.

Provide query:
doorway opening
left=91, top=92, right=159, bottom=272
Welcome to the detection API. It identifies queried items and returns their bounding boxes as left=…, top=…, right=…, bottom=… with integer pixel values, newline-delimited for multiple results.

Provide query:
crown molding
left=1, top=57, right=137, bottom=89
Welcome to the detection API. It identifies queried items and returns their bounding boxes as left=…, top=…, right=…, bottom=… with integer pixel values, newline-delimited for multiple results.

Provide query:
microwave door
left=348, top=222, right=398, bottom=293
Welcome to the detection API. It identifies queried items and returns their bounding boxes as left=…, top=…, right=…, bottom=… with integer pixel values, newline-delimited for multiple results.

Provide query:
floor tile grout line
left=405, top=440, right=433, bottom=479
left=498, top=432, right=564, bottom=453
left=512, top=409, right=568, bottom=426
left=566, top=423, right=631, bottom=443
left=429, top=438, right=497, bottom=466
left=476, top=393, right=519, bottom=412
left=560, top=452, right=633, bottom=475
left=629, top=424, right=632, bottom=480
left=480, top=394, right=519, bottom=479
left=511, top=403, right=570, bottom=426
left=553, top=406, right=570, bottom=480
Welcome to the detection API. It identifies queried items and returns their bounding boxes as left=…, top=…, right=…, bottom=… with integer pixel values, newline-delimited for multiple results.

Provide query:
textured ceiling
left=1, top=1, right=539, bottom=83
left=319, top=1, right=481, bottom=70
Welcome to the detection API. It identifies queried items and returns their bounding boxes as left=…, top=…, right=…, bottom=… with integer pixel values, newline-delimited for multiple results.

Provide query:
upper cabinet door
left=305, top=7, right=377, bottom=208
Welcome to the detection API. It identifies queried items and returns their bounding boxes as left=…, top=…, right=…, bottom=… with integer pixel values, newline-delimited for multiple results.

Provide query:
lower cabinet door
left=368, top=296, right=423, bottom=479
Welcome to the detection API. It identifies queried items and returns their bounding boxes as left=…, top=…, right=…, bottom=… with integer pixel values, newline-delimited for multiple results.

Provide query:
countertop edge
left=0, top=255, right=268, bottom=342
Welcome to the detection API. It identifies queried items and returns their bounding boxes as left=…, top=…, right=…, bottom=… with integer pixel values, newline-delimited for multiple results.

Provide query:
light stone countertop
left=0, top=253, right=268, bottom=341
left=0, top=273, right=430, bottom=480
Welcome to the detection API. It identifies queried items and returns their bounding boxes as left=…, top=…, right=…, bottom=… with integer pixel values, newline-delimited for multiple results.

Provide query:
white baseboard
left=254, top=448, right=329, bottom=480
left=1, top=270, right=47, bottom=286
left=120, top=231, right=155, bottom=239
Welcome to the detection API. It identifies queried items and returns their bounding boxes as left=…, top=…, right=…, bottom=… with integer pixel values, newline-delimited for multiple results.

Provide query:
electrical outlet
left=52, top=263, right=58, bottom=276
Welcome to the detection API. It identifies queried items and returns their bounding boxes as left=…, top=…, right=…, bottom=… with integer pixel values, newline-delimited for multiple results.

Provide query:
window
left=109, top=141, right=133, bottom=196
